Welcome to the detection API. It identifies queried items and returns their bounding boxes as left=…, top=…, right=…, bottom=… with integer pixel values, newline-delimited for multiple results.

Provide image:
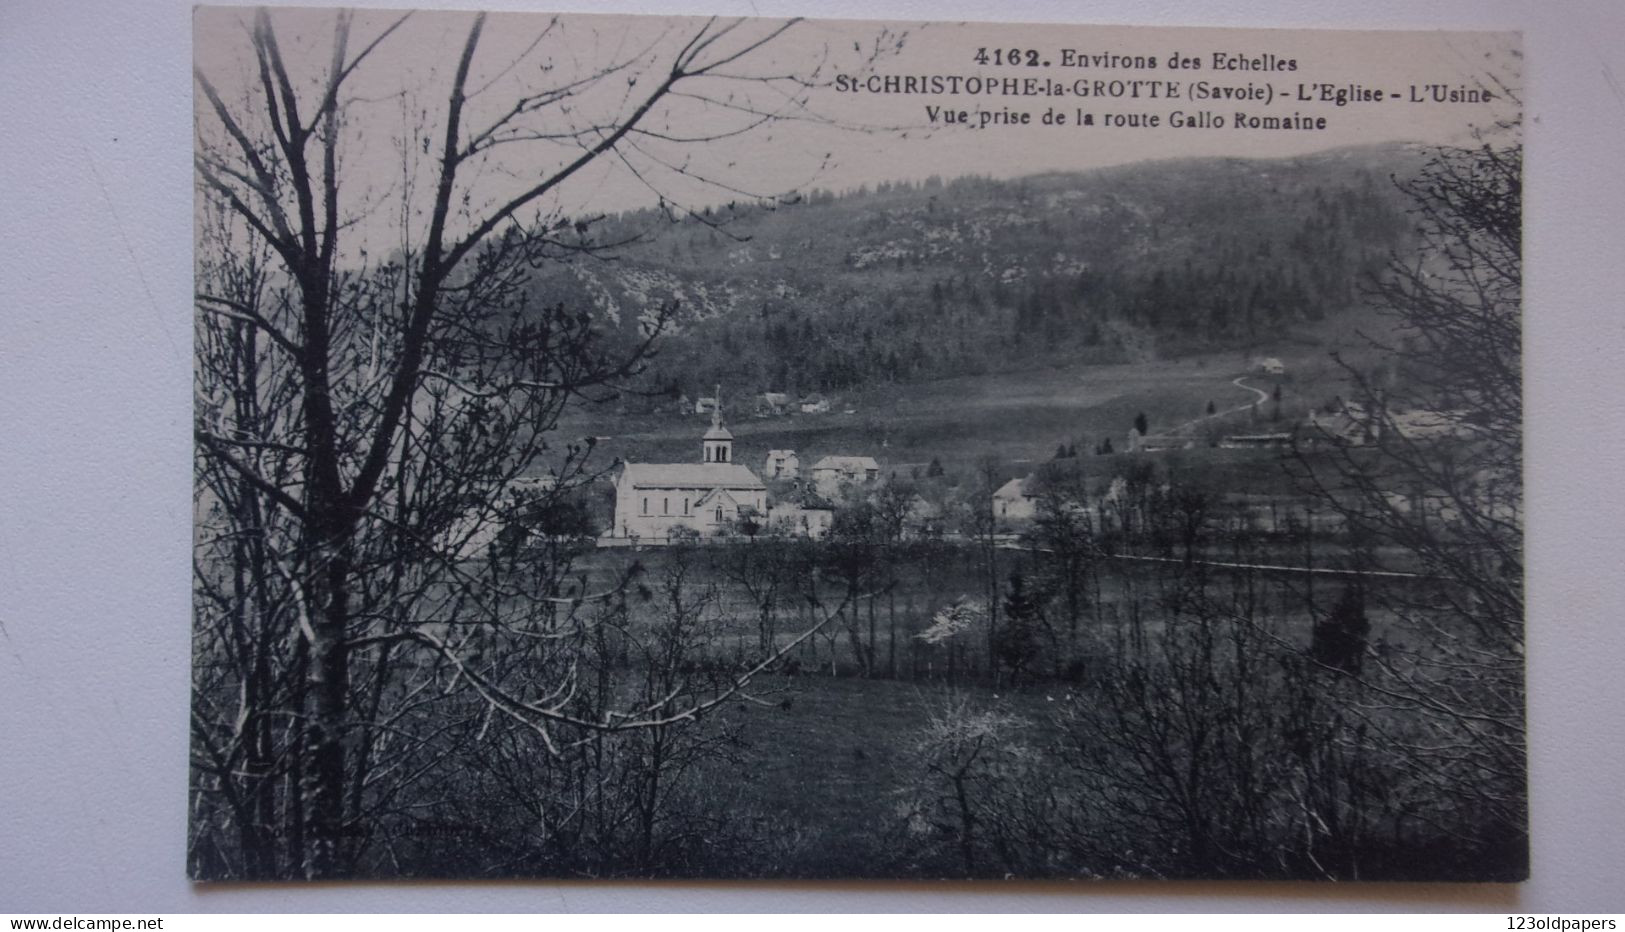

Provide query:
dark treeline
left=519, top=148, right=1416, bottom=400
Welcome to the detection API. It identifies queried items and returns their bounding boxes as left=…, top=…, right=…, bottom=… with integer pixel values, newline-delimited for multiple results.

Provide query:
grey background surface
left=2, top=0, right=1621, bottom=913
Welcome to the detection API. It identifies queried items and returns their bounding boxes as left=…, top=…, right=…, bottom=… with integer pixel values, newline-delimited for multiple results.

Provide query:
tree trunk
left=301, top=529, right=354, bottom=879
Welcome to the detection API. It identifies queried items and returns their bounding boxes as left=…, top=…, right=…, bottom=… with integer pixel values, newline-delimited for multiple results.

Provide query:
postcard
left=191, top=7, right=1522, bottom=881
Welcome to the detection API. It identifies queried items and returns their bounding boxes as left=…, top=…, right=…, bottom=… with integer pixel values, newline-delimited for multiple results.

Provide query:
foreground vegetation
left=193, top=478, right=1524, bottom=880
left=189, top=7, right=1520, bottom=882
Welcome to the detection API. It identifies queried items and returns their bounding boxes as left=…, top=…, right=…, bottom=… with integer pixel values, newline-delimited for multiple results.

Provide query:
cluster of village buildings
left=607, top=402, right=883, bottom=544
left=453, top=366, right=1494, bottom=555
left=688, top=390, right=831, bottom=417
left=607, top=380, right=1488, bottom=546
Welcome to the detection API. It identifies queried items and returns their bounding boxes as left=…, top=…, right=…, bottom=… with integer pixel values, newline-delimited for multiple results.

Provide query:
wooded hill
left=525, top=143, right=1423, bottom=403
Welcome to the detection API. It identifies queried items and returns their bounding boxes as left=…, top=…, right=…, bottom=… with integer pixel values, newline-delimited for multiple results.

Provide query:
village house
left=1219, top=432, right=1295, bottom=450
left=1128, top=430, right=1195, bottom=453
left=767, top=498, right=836, bottom=540
left=1390, top=408, right=1475, bottom=442
left=440, top=476, right=558, bottom=560
left=809, top=455, right=881, bottom=497
left=763, top=449, right=800, bottom=480
left=611, top=405, right=766, bottom=542
left=1304, top=399, right=1381, bottom=448
left=992, top=476, right=1039, bottom=523
left=904, top=495, right=945, bottom=539
left=799, top=393, right=831, bottom=415
left=756, top=392, right=791, bottom=417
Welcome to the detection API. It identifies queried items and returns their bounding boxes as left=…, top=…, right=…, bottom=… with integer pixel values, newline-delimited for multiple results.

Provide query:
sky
left=194, top=8, right=1519, bottom=258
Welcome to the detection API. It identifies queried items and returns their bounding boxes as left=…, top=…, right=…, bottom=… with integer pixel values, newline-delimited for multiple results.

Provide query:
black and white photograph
left=187, top=7, right=1525, bottom=883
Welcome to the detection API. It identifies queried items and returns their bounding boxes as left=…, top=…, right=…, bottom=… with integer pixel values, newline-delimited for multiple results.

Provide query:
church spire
left=702, top=383, right=734, bottom=464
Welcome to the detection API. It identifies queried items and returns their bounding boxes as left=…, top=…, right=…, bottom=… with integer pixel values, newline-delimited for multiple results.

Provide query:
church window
left=663, top=497, right=669, bottom=514
left=642, top=497, right=649, bottom=515
left=715, top=505, right=723, bottom=524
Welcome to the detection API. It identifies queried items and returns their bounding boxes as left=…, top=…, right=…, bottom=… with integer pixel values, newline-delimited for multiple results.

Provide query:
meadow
left=528, top=531, right=1481, bottom=880
left=553, top=335, right=1380, bottom=495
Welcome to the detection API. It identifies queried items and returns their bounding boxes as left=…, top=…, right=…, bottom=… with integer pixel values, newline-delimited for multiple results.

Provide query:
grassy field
left=551, top=343, right=1368, bottom=486
left=496, top=529, right=1457, bottom=879
left=695, top=673, right=1055, bottom=878
left=560, top=534, right=1420, bottom=675
left=517, top=337, right=1472, bottom=876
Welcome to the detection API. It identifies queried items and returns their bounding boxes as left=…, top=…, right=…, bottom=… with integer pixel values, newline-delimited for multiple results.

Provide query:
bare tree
left=191, top=8, right=875, bottom=879
left=1290, top=117, right=1526, bottom=872
left=719, top=536, right=809, bottom=656
left=897, top=692, right=1035, bottom=876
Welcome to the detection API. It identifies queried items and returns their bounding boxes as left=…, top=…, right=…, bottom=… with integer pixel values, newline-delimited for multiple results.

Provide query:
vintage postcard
left=191, top=8, right=1523, bottom=881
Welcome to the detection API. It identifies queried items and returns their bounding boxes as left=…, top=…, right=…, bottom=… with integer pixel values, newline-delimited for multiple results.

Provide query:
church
left=610, top=400, right=768, bottom=542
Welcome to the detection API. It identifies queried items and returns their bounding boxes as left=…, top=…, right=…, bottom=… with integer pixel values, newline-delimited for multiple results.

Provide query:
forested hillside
left=525, top=144, right=1421, bottom=402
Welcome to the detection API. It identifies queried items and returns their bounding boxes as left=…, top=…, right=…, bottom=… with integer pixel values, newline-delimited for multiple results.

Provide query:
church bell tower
left=702, top=384, right=734, bottom=464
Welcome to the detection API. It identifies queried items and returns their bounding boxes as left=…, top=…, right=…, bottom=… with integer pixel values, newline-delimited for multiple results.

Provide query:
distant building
left=612, top=402, right=766, bottom=542
left=768, top=499, right=835, bottom=540
left=441, top=477, right=555, bottom=560
left=1219, top=432, right=1295, bottom=450
left=1389, top=408, right=1473, bottom=441
left=764, top=449, right=800, bottom=480
left=904, top=495, right=945, bottom=539
left=799, top=394, right=831, bottom=414
left=509, top=474, right=558, bottom=494
left=756, top=392, right=791, bottom=417
left=1128, top=430, right=1194, bottom=453
left=992, top=476, right=1038, bottom=522
left=809, top=455, right=880, bottom=496
left=440, top=502, right=507, bottom=561
left=1255, top=357, right=1286, bottom=375
left=1304, top=400, right=1379, bottom=447
left=694, top=395, right=719, bottom=416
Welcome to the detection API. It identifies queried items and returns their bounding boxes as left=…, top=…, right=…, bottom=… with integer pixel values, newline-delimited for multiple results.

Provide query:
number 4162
left=974, top=47, right=1042, bottom=67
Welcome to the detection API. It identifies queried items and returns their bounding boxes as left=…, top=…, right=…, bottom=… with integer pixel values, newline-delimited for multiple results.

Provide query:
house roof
left=703, top=423, right=734, bottom=441
left=993, top=477, right=1034, bottom=500
left=810, top=455, right=880, bottom=472
left=778, top=487, right=837, bottom=510
left=1224, top=433, right=1294, bottom=442
left=620, top=462, right=764, bottom=490
left=773, top=499, right=835, bottom=515
left=907, top=496, right=944, bottom=519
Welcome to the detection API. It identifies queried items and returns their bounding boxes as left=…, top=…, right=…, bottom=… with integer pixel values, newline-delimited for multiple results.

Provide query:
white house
left=1255, top=357, right=1286, bottom=376
left=612, top=407, right=766, bottom=541
left=764, top=449, right=800, bottom=480
left=904, top=495, right=945, bottom=539
left=767, top=500, right=835, bottom=539
left=992, top=476, right=1038, bottom=522
left=809, top=455, right=880, bottom=497
left=756, top=392, right=792, bottom=417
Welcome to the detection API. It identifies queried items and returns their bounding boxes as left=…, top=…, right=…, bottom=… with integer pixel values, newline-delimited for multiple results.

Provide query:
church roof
left=703, top=423, right=734, bottom=441
left=620, top=462, right=764, bottom=490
